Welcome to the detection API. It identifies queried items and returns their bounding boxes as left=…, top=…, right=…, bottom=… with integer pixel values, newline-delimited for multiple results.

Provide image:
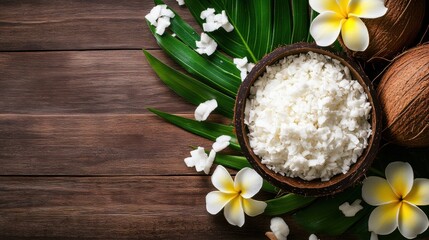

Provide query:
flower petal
left=206, top=191, right=237, bottom=215
left=211, top=165, right=235, bottom=193
left=336, top=0, right=351, bottom=16
left=234, top=167, right=263, bottom=199
left=341, top=16, right=369, bottom=51
left=398, top=202, right=429, bottom=239
left=362, top=176, right=398, bottom=206
left=348, top=0, right=388, bottom=19
left=309, top=0, right=342, bottom=14
left=224, top=196, right=245, bottom=227
left=310, top=12, right=344, bottom=47
left=242, top=198, right=267, bottom=217
left=368, top=202, right=400, bottom=235
left=386, top=162, right=414, bottom=199
left=405, top=179, right=429, bottom=206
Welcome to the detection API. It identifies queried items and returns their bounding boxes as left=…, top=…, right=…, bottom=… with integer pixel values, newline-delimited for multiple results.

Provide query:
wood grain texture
left=0, top=0, right=200, bottom=51
left=0, top=50, right=195, bottom=114
left=0, top=176, right=270, bottom=239
left=0, top=114, right=232, bottom=176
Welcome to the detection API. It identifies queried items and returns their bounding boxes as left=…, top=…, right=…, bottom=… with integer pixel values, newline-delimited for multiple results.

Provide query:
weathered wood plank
left=0, top=0, right=199, bottom=51
left=0, top=114, right=232, bottom=176
left=0, top=176, right=271, bottom=239
left=0, top=176, right=348, bottom=240
left=0, top=50, right=196, bottom=114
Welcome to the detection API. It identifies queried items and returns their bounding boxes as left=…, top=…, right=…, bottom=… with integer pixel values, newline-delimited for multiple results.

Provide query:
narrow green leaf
left=144, top=51, right=235, bottom=118
left=214, top=153, right=278, bottom=193
left=248, top=0, right=272, bottom=59
left=148, top=108, right=240, bottom=151
left=147, top=23, right=239, bottom=97
left=185, top=0, right=255, bottom=60
left=265, top=193, right=316, bottom=216
left=271, top=0, right=292, bottom=48
left=306, top=9, right=318, bottom=42
left=293, top=186, right=371, bottom=236
left=153, top=0, right=241, bottom=80
left=214, top=154, right=251, bottom=170
left=291, top=0, right=310, bottom=43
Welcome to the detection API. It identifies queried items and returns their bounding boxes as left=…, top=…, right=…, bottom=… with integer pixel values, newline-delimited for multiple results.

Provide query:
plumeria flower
left=309, top=0, right=388, bottom=51
left=206, top=165, right=267, bottom=227
left=362, top=162, right=429, bottom=239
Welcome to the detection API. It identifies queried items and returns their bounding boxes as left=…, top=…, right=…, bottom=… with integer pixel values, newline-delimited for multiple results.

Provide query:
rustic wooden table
left=0, top=1, right=353, bottom=239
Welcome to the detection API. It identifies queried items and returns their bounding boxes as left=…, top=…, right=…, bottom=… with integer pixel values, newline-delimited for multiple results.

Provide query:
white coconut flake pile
left=339, top=199, right=363, bottom=217
left=176, top=0, right=185, bottom=6
left=212, top=135, right=231, bottom=152
left=234, top=57, right=255, bottom=81
left=270, top=217, right=289, bottom=240
left=245, top=51, right=372, bottom=181
left=196, top=33, right=218, bottom=56
left=194, top=99, right=217, bottom=121
left=309, top=234, right=319, bottom=240
left=184, top=147, right=216, bottom=174
left=145, top=5, right=175, bottom=35
left=200, top=8, right=234, bottom=32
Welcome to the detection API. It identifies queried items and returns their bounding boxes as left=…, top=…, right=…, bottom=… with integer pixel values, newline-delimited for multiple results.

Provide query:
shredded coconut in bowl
left=245, top=51, right=372, bottom=181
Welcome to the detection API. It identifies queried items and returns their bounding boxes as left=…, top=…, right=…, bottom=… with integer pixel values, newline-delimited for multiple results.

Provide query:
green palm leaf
left=154, top=0, right=241, bottom=81
left=271, top=0, right=293, bottom=48
left=293, top=186, right=371, bottom=236
left=147, top=23, right=239, bottom=97
left=291, top=0, right=310, bottom=43
left=265, top=193, right=316, bottom=216
left=144, top=50, right=235, bottom=118
left=148, top=108, right=239, bottom=151
left=185, top=0, right=254, bottom=60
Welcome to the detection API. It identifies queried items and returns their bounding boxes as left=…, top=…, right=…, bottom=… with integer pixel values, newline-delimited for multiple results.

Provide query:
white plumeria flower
left=194, top=99, right=218, bottom=121
left=184, top=147, right=216, bottom=174
left=212, top=135, right=231, bottom=152
left=206, top=165, right=267, bottom=227
left=309, top=0, right=388, bottom=51
left=362, top=162, right=429, bottom=239
left=270, top=217, right=290, bottom=240
left=176, top=0, right=185, bottom=6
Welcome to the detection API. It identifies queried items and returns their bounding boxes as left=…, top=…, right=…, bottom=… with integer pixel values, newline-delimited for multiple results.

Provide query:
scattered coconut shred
left=245, top=52, right=372, bottom=181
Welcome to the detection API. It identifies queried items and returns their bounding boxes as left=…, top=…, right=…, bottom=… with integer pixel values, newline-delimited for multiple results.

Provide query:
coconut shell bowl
left=234, top=43, right=382, bottom=197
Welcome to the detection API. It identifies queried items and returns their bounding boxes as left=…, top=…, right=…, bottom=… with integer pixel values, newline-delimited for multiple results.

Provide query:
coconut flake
left=233, top=57, right=255, bottom=81
left=200, top=8, right=234, bottom=32
left=145, top=5, right=175, bottom=35
left=184, top=147, right=215, bottom=174
left=176, top=0, right=185, bottom=6
left=270, top=217, right=289, bottom=240
left=194, top=99, right=218, bottom=121
left=212, top=135, right=231, bottom=152
left=339, top=199, right=363, bottom=217
left=309, top=234, right=319, bottom=240
left=245, top=52, right=372, bottom=181
left=196, top=33, right=218, bottom=56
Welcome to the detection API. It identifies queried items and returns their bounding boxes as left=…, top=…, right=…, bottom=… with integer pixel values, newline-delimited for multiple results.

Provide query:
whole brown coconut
left=377, top=44, right=429, bottom=147
left=348, top=0, right=425, bottom=62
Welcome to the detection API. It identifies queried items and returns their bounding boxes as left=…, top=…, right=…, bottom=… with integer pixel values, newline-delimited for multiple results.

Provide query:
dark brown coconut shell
left=346, top=0, right=425, bottom=62
left=234, top=43, right=382, bottom=197
left=377, top=44, right=429, bottom=147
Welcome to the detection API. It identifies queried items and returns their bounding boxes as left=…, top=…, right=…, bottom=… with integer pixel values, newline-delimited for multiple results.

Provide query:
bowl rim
left=234, top=43, right=382, bottom=197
